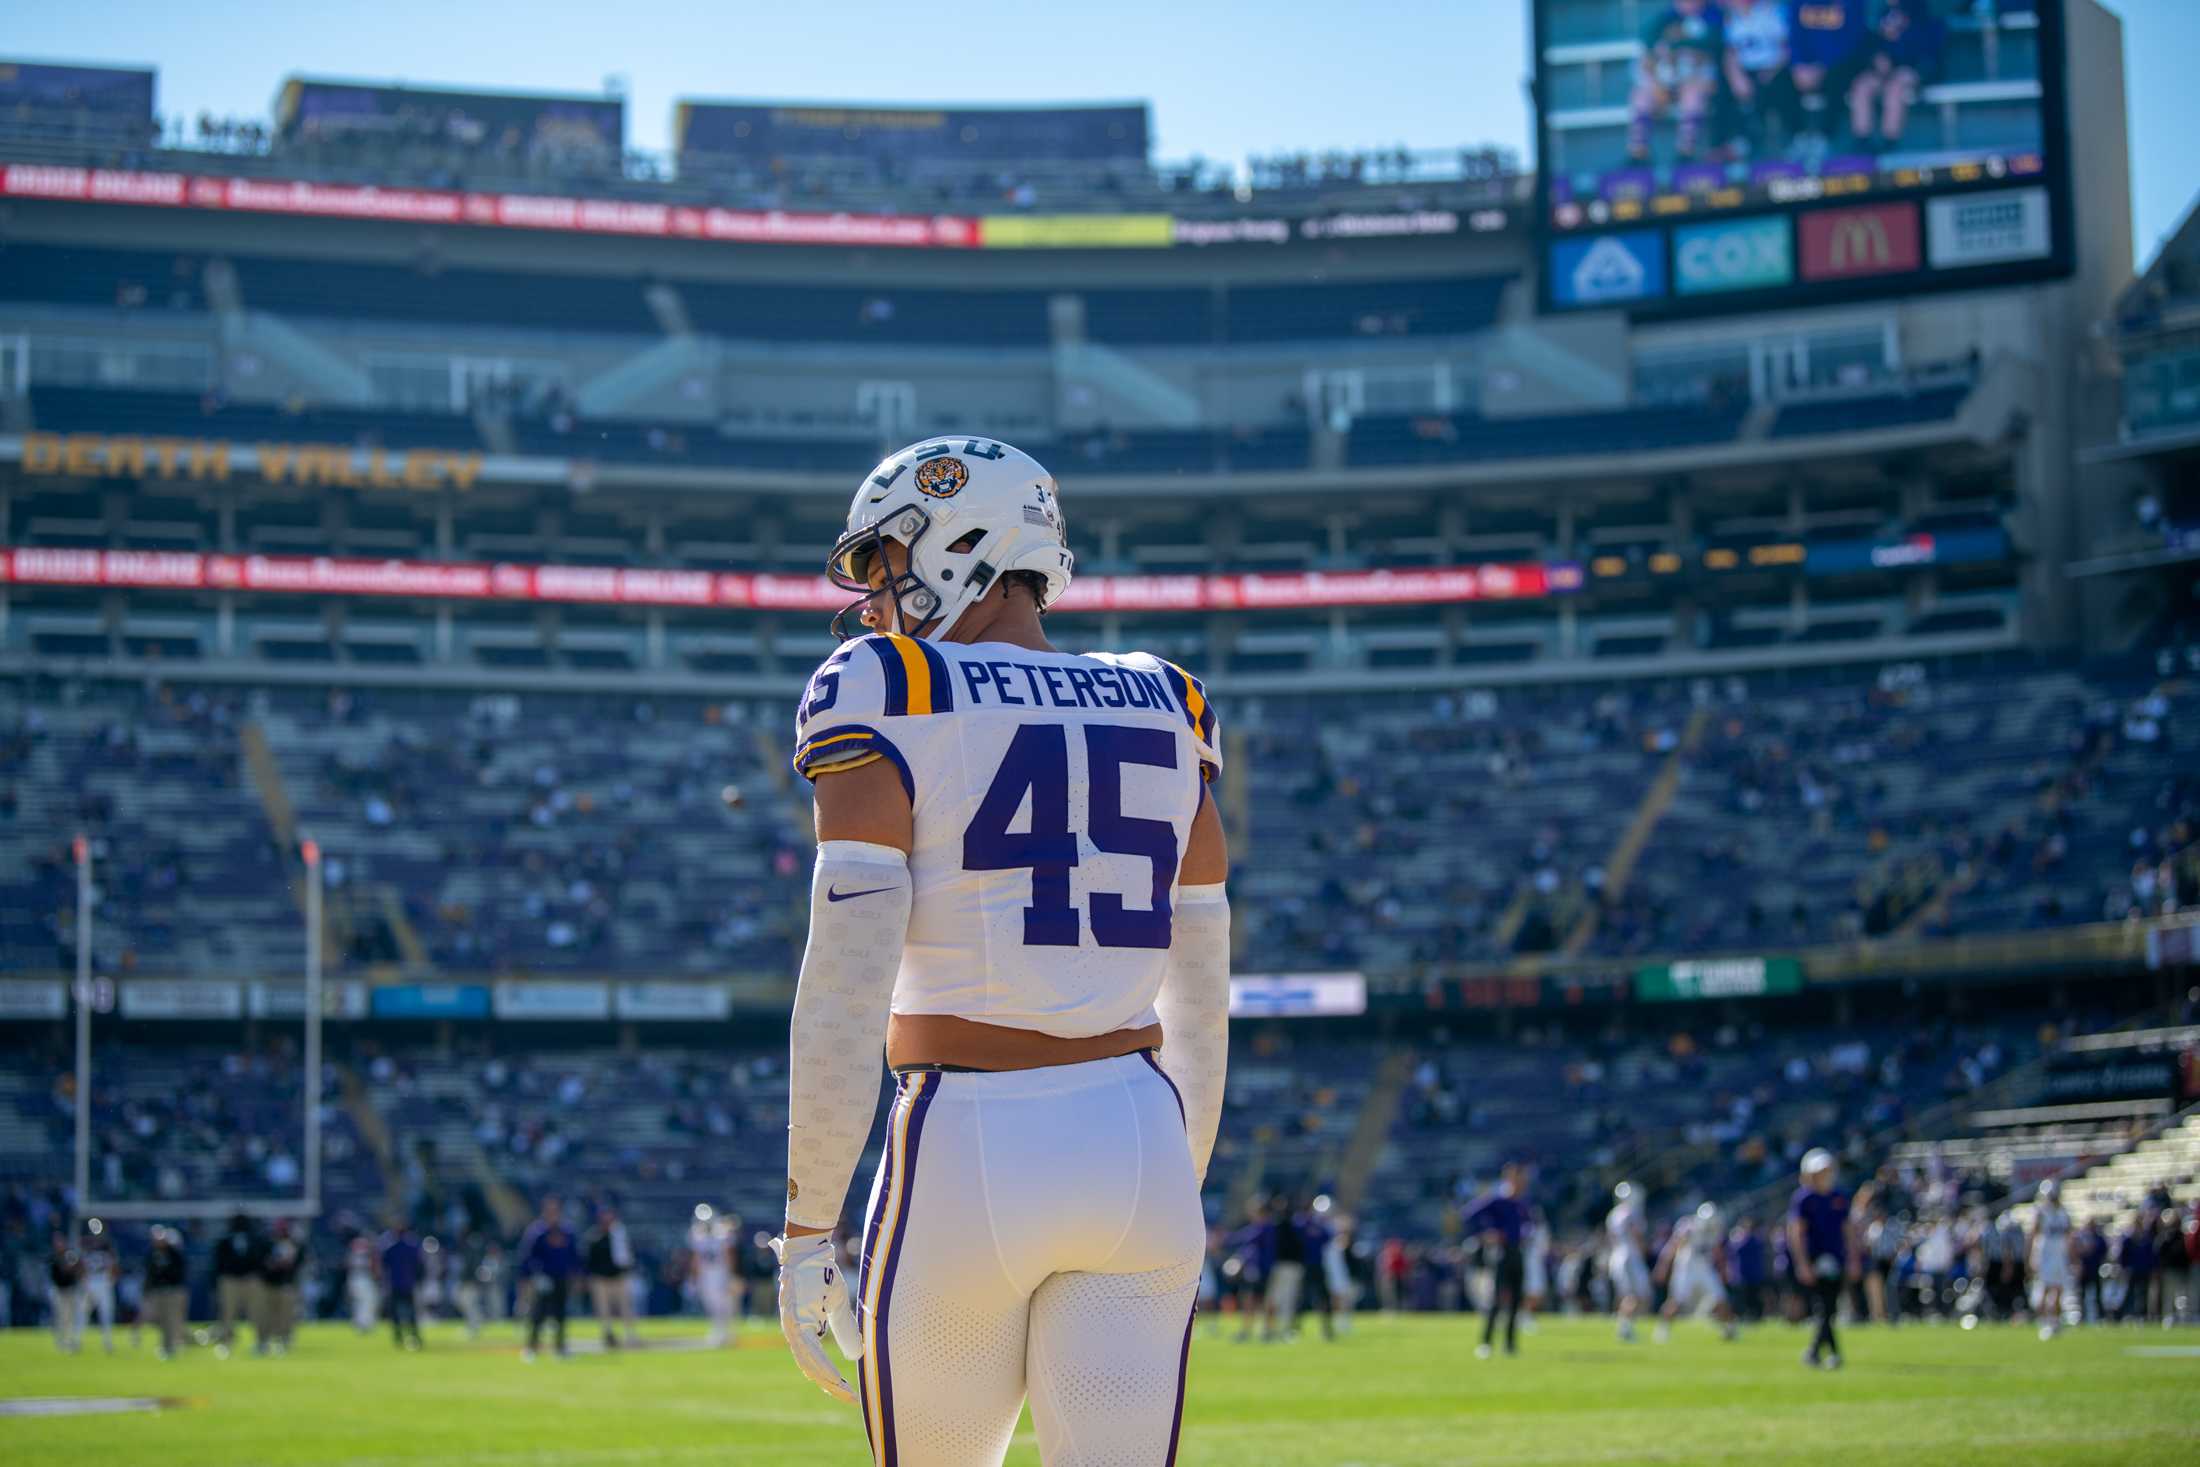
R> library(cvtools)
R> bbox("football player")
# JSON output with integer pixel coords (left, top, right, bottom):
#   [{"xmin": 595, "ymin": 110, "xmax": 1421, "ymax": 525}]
[
  {"xmin": 690, "ymin": 1204, "xmax": 738, "ymax": 1348},
  {"xmin": 1606, "ymin": 1181, "xmax": 1653, "ymax": 1342},
  {"xmin": 2030, "ymin": 1179, "xmax": 2074, "ymax": 1339},
  {"xmin": 1653, "ymin": 1202, "xmax": 1739, "ymax": 1342},
  {"xmin": 772, "ymin": 438, "xmax": 1230, "ymax": 1466}
]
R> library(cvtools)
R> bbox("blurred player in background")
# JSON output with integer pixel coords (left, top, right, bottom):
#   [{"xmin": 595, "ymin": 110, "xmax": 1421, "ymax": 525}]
[
  {"xmin": 584, "ymin": 1203, "xmax": 639, "ymax": 1350},
  {"xmin": 47, "ymin": 1231, "xmax": 86, "ymax": 1353},
  {"xmin": 1466, "ymin": 1163, "xmax": 1529, "ymax": 1359},
  {"xmin": 1319, "ymin": 1206, "xmax": 1358, "ymax": 1338},
  {"xmin": 1789, "ymin": 1149, "xmax": 1854, "ymax": 1369},
  {"xmin": 1628, "ymin": 0, "xmax": 1726, "ymax": 163},
  {"xmin": 519, "ymin": 1194, "xmax": 581, "ymax": 1362},
  {"xmin": 260, "ymin": 1220, "xmax": 304, "ymax": 1354},
  {"xmin": 689, "ymin": 1204, "xmax": 738, "ymax": 1348},
  {"xmin": 213, "ymin": 1213, "xmax": 265, "ymax": 1358},
  {"xmin": 379, "ymin": 1219, "xmax": 425, "ymax": 1351},
  {"xmin": 2030, "ymin": 1179, "xmax": 2074, "ymax": 1340},
  {"xmin": 773, "ymin": 437, "xmax": 1231, "ymax": 1465},
  {"xmin": 1521, "ymin": 1207, "xmax": 1550, "ymax": 1331},
  {"xmin": 80, "ymin": 1219, "xmax": 117, "ymax": 1354},
  {"xmin": 1607, "ymin": 1181, "xmax": 1652, "ymax": 1342},
  {"xmin": 453, "ymin": 1231, "xmax": 489, "ymax": 1339},
  {"xmin": 144, "ymin": 1225, "xmax": 189, "ymax": 1359},
  {"xmin": 345, "ymin": 1233, "xmax": 379, "ymax": 1333},
  {"xmin": 1654, "ymin": 1203, "xmax": 1739, "ymax": 1343}
]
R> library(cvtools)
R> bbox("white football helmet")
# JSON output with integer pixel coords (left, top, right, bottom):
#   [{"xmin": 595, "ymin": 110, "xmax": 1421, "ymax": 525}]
[{"xmin": 827, "ymin": 436, "xmax": 1072, "ymax": 641}]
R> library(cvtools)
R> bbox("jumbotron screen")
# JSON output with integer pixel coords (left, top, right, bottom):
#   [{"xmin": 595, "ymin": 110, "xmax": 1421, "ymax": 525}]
[{"xmin": 1532, "ymin": 0, "xmax": 2073, "ymax": 316}]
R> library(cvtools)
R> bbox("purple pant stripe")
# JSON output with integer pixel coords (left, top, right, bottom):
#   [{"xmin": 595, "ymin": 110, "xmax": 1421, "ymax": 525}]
[
  {"xmin": 1140, "ymin": 1049, "xmax": 1187, "ymax": 1131},
  {"xmin": 873, "ymin": 1073, "xmax": 938, "ymax": 1467},
  {"xmin": 1164, "ymin": 1301, "xmax": 1196, "ymax": 1464}
]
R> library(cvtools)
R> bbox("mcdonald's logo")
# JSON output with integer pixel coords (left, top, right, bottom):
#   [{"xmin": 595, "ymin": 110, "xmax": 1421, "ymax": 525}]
[{"xmin": 1799, "ymin": 203, "xmax": 1921, "ymax": 282}]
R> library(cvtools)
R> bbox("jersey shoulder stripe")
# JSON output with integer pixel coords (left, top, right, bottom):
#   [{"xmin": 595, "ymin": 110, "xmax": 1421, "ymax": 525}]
[{"xmin": 863, "ymin": 633, "xmax": 956, "ymax": 717}]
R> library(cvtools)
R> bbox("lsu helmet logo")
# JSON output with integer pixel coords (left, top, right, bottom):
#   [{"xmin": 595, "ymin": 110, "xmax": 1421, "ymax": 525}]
[{"xmin": 914, "ymin": 456, "xmax": 969, "ymax": 498}]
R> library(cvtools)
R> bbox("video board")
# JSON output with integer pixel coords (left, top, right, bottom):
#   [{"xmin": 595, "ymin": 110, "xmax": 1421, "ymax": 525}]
[{"xmin": 1532, "ymin": 1, "xmax": 2073, "ymax": 317}]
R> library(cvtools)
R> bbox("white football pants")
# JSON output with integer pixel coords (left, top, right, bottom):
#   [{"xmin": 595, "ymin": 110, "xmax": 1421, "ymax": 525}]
[{"xmin": 854, "ymin": 1053, "xmax": 1205, "ymax": 1467}]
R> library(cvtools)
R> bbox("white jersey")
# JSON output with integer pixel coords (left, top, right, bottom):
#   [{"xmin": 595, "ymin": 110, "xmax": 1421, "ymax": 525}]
[
  {"xmin": 795, "ymin": 634, "xmax": 1221, "ymax": 1038},
  {"xmin": 689, "ymin": 1223, "xmax": 733, "ymax": 1282},
  {"xmin": 2033, "ymin": 1203, "xmax": 2071, "ymax": 1256},
  {"xmin": 1725, "ymin": 0, "xmax": 1790, "ymax": 72},
  {"xmin": 1606, "ymin": 1201, "xmax": 1644, "ymax": 1257}
]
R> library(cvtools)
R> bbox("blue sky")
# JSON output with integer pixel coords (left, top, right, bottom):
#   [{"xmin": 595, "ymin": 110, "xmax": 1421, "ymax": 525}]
[{"xmin": 10, "ymin": 0, "xmax": 2195, "ymax": 267}]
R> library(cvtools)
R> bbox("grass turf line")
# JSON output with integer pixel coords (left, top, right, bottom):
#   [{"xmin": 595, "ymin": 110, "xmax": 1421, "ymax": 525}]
[{"xmin": 1, "ymin": 1314, "xmax": 2194, "ymax": 1465}]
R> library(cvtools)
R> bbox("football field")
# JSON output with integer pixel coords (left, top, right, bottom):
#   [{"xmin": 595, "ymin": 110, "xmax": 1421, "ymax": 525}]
[{"xmin": 2, "ymin": 1314, "xmax": 2193, "ymax": 1466}]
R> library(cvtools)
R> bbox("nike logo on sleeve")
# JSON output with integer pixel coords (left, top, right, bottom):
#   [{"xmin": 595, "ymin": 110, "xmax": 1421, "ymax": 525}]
[{"xmin": 826, "ymin": 885, "xmax": 895, "ymax": 903}]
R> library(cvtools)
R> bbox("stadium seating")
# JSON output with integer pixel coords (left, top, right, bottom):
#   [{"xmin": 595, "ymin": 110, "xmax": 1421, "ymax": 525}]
[
  {"xmin": 5, "ymin": 653, "xmax": 2187, "ymax": 984},
  {"xmin": 1346, "ymin": 404, "xmax": 1750, "ymax": 467}
]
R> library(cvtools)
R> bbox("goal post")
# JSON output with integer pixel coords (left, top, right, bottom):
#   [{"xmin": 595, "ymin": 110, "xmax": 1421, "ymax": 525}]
[{"xmin": 72, "ymin": 834, "xmax": 325, "ymax": 1225}]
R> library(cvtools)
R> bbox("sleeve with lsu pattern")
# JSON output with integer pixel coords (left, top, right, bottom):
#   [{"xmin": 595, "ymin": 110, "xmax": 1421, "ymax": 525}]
[
  {"xmin": 1153, "ymin": 881, "xmax": 1230, "ymax": 1185},
  {"xmin": 784, "ymin": 839, "xmax": 911, "ymax": 1231}
]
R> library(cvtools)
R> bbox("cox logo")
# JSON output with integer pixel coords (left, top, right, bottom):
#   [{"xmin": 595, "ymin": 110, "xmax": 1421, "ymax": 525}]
[{"xmin": 1674, "ymin": 218, "xmax": 1792, "ymax": 295}]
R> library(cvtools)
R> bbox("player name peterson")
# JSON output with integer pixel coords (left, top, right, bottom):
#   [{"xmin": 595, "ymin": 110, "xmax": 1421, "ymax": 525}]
[{"xmin": 955, "ymin": 659, "xmax": 1179, "ymax": 712}]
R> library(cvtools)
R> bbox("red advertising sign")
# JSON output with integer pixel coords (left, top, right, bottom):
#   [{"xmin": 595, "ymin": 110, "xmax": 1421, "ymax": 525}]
[
  {"xmin": 0, "ymin": 164, "xmax": 982, "ymax": 250},
  {"xmin": 0, "ymin": 547, "xmax": 1573, "ymax": 612},
  {"xmin": 1797, "ymin": 202, "xmax": 1921, "ymax": 282}
]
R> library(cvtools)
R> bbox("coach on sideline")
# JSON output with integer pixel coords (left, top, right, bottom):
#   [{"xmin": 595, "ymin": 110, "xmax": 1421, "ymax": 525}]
[{"xmin": 212, "ymin": 1213, "xmax": 266, "ymax": 1358}]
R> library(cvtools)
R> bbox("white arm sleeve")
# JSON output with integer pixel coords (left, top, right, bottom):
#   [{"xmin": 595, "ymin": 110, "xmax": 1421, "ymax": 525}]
[
  {"xmin": 1153, "ymin": 882, "xmax": 1230, "ymax": 1185},
  {"xmin": 784, "ymin": 839, "xmax": 910, "ymax": 1232}
]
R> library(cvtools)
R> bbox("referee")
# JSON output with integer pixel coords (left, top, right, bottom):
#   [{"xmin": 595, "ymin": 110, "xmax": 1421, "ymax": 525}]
[{"xmin": 1464, "ymin": 1162, "xmax": 1529, "ymax": 1359}]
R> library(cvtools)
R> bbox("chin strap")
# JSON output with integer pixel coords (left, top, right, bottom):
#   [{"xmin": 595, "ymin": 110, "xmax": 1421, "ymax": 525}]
[
  {"xmin": 1153, "ymin": 882, "xmax": 1230, "ymax": 1185},
  {"xmin": 785, "ymin": 840, "xmax": 911, "ymax": 1231}
]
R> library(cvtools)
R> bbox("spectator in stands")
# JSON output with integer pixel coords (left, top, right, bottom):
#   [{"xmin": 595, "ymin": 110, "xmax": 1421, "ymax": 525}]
[
  {"xmin": 1786, "ymin": 0, "xmax": 1869, "ymax": 152},
  {"xmin": 1847, "ymin": 0, "xmax": 1944, "ymax": 154},
  {"xmin": 1718, "ymin": 0, "xmax": 1800, "ymax": 158},
  {"xmin": 1629, "ymin": 0, "xmax": 1727, "ymax": 163}
]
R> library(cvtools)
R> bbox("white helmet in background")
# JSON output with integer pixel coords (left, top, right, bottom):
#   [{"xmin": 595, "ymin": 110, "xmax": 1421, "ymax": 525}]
[
  {"xmin": 2037, "ymin": 1179, "xmax": 2059, "ymax": 1202},
  {"xmin": 827, "ymin": 436, "xmax": 1072, "ymax": 641}
]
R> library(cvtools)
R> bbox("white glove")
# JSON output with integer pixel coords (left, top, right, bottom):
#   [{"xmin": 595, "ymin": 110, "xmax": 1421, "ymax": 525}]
[{"xmin": 771, "ymin": 1232, "xmax": 862, "ymax": 1405}]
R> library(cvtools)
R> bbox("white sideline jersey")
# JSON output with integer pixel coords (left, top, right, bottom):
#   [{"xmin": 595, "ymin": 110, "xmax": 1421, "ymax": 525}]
[
  {"xmin": 689, "ymin": 1223, "xmax": 733, "ymax": 1281},
  {"xmin": 794, "ymin": 634, "xmax": 1221, "ymax": 1039}
]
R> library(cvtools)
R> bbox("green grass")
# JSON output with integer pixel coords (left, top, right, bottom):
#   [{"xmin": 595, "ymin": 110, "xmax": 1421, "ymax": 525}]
[{"xmin": 1, "ymin": 1313, "xmax": 2194, "ymax": 1465}]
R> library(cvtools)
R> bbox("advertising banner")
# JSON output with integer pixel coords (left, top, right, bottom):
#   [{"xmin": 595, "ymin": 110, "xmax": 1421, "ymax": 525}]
[
  {"xmin": 248, "ymin": 980, "xmax": 370, "ymax": 1019},
  {"xmin": 1674, "ymin": 216, "xmax": 1794, "ymax": 296},
  {"xmin": 614, "ymin": 983, "xmax": 733, "ymax": 1021},
  {"xmin": 1228, "ymin": 974, "xmax": 1367, "ymax": 1018},
  {"xmin": 1548, "ymin": 231, "xmax": 1665, "ymax": 306},
  {"xmin": 0, "ymin": 981, "xmax": 68, "ymax": 1020},
  {"xmin": 370, "ymin": 984, "xmax": 491, "ymax": 1019},
  {"xmin": 1634, "ymin": 957, "xmax": 1802, "ymax": 1002},
  {"xmin": 1926, "ymin": 188, "xmax": 2052, "ymax": 269},
  {"xmin": 979, "ymin": 214, "xmax": 1173, "ymax": 249},
  {"xmin": 1798, "ymin": 203, "xmax": 1921, "ymax": 282},
  {"xmin": 0, "ymin": 165, "xmax": 981, "ymax": 250},
  {"xmin": 0, "ymin": 546, "xmax": 1578, "ymax": 614},
  {"xmin": 1806, "ymin": 527, "xmax": 2009, "ymax": 575},
  {"xmin": 120, "ymin": 980, "xmax": 245, "ymax": 1020},
  {"xmin": 492, "ymin": 980, "xmax": 611, "ymax": 1021}
]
